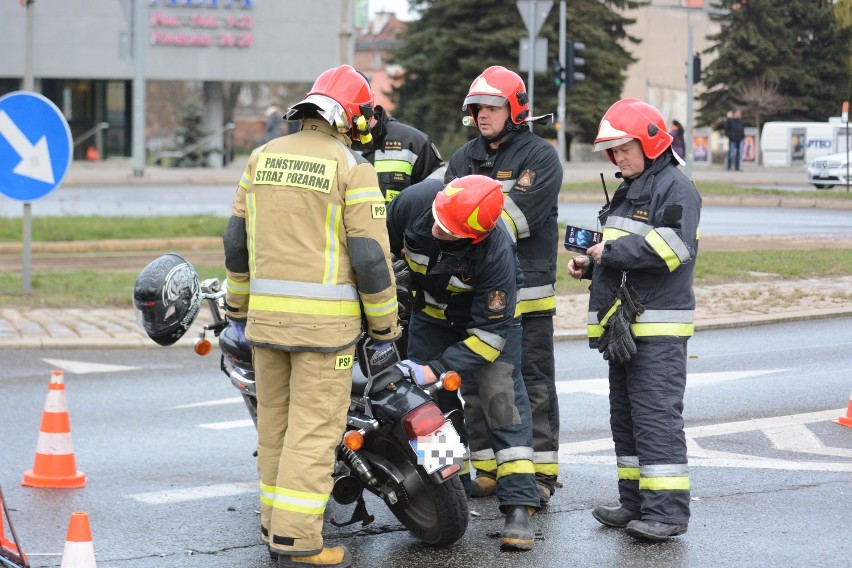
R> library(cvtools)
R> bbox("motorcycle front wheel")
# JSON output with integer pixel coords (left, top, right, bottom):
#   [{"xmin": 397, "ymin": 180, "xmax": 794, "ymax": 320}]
[{"xmin": 368, "ymin": 434, "xmax": 469, "ymax": 546}]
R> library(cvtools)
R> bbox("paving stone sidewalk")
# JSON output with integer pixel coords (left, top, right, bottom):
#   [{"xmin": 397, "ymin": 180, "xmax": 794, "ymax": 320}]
[{"xmin": 2, "ymin": 275, "xmax": 851, "ymax": 349}]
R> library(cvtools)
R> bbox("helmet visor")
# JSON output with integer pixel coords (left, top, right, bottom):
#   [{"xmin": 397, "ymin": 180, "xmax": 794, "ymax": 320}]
[
  {"xmin": 133, "ymin": 299, "xmax": 160, "ymax": 333},
  {"xmin": 463, "ymin": 94, "xmax": 508, "ymax": 111},
  {"xmin": 593, "ymin": 137, "xmax": 634, "ymax": 152},
  {"xmin": 285, "ymin": 94, "xmax": 349, "ymax": 132}
]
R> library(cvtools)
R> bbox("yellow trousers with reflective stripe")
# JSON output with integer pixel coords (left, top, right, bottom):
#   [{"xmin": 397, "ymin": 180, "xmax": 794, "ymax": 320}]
[{"xmin": 254, "ymin": 346, "xmax": 353, "ymax": 555}]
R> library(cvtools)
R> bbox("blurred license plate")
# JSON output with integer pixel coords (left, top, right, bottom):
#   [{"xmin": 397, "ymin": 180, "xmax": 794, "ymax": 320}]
[{"xmin": 410, "ymin": 422, "xmax": 462, "ymax": 474}]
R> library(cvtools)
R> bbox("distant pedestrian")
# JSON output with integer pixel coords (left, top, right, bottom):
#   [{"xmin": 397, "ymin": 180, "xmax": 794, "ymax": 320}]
[
  {"xmin": 724, "ymin": 109, "xmax": 745, "ymax": 170},
  {"xmin": 264, "ymin": 104, "xmax": 283, "ymax": 142},
  {"xmin": 669, "ymin": 120, "xmax": 686, "ymax": 159}
]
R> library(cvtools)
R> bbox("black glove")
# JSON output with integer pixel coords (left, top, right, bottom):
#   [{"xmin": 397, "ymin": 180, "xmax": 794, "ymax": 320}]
[
  {"xmin": 598, "ymin": 305, "xmax": 637, "ymax": 364},
  {"xmin": 597, "ymin": 282, "xmax": 644, "ymax": 365},
  {"xmin": 620, "ymin": 283, "xmax": 645, "ymax": 321},
  {"xmin": 391, "ymin": 256, "xmax": 411, "ymax": 290}
]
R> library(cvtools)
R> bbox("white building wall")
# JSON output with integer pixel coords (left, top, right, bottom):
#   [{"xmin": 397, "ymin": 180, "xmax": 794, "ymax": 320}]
[
  {"xmin": 621, "ymin": 0, "xmax": 720, "ymax": 126},
  {"xmin": 0, "ymin": 0, "xmax": 350, "ymax": 83}
]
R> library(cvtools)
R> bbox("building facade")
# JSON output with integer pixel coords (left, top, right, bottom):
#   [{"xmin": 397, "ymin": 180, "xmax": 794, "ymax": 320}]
[{"xmin": 0, "ymin": 0, "xmax": 355, "ymax": 161}]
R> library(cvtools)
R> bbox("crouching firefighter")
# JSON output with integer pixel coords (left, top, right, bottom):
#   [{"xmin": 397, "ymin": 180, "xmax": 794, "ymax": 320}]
[
  {"xmin": 567, "ymin": 98, "xmax": 702, "ymax": 541},
  {"xmin": 386, "ymin": 175, "xmax": 541, "ymax": 551}
]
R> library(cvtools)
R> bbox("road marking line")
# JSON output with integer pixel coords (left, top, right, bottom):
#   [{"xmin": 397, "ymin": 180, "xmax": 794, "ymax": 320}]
[
  {"xmin": 170, "ymin": 397, "xmax": 243, "ymax": 409},
  {"xmin": 764, "ymin": 424, "xmax": 852, "ymax": 458},
  {"xmin": 558, "ymin": 408, "xmax": 852, "ymax": 471},
  {"xmin": 555, "ymin": 369, "xmax": 788, "ymax": 395},
  {"xmin": 198, "ymin": 419, "xmax": 254, "ymax": 429},
  {"xmin": 41, "ymin": 357, "xmax": 140, "ymax": 374},
  {"xmin": 130, "ymin": 482, "xmax": 256, "ymax": 504}
]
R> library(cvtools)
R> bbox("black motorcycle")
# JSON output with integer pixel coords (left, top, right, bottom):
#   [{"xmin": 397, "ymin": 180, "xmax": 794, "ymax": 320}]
[{"xmin": 189, "ymin": 277, "xmax": 469, "ymax": 547}]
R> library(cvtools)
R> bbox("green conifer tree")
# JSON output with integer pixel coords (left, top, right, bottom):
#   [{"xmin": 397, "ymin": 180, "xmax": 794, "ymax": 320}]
[
  {"xmin": 390, "ymin": 0, "xmax": 641, "ymax": 155},
  {"xmin": 698, "ymin": 0, "xmax": 852, "ymax": 129}
]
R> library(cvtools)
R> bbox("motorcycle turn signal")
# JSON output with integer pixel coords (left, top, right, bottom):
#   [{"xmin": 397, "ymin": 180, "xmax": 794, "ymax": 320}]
[
  {"xmin": 343, "ymin": 430, "xmax": 365, "ymax": 451},
  {"xmin": 193, "ymin": 332, "xmax": 212, "ymax": 356},
  {"xmin": 439, "ymin": 371, "xmax": 461, "ymax": 392}
]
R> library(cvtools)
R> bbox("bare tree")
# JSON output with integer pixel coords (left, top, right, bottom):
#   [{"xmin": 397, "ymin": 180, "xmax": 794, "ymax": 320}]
[{"xmin": 733, "ymin": 79, "xmax": 784, "ymax": 166}]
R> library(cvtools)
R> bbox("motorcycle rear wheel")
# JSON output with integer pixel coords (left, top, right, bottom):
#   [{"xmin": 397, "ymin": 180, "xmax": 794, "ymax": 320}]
[{"xmin": 369, "ymin": 434, "xmax": 469, "ymax": 546}]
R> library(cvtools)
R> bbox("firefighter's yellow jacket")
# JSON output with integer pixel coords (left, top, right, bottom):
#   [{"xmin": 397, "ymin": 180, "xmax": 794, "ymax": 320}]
[{"xmin": 223, "ymin": 118, "xmax": 401, "ymax": 351}]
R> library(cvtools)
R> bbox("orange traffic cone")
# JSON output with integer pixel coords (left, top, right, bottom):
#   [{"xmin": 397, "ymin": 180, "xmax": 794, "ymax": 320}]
[
  {"xmin": 60, "ymin": 512, "xmax": 96, "ymax": 568},
  {"xmin": 833, "ymin": 389, "xmax": 852, "ymax": 428},
  {"xmin": 0, "ymin": 487, "xmax": 29, "ymax": 567},
  {"xmin": 21, "ymin": 370, "xmax": 87, "ymax": 489}
]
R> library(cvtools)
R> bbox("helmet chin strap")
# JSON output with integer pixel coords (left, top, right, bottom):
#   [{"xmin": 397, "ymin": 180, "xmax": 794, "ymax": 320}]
[
  {"xmin": 484, "ymin": 118, "xmax": 522, "ymax": 144},
  {"xmin": 436, "ymin": 237, "xmax": 470, "ymax": 254}
]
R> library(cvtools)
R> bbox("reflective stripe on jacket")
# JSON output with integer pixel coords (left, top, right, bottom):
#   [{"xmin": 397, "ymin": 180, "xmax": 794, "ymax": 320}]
[
  {"xmin": 223, "ymin": 119, "xmax": 400, "ymax": 351},
  {"xmin": 445, "ymin": 127, "xmax": 562, "ymax": 316},
  {"xmin": 353, "ymin": 111, "xmax": 443, "ymax": 202}
]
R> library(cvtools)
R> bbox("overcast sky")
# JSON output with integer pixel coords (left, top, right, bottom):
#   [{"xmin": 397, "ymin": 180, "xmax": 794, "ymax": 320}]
[{"xmin": 369, "ymin": 0, "xmax": 417, "ymax": 21}]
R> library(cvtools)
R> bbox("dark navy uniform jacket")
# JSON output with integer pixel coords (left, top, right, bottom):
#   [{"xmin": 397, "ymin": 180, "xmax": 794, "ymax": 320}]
[
  {"xmin": 386, "ymin": 178, "xmax": 523, "ymax": 378},
  {"xmin": 585, "ymin": 151, "xmax": 702, "ymax": 346},
  {"xmin": 445, "ymin": 127, "xmax": 561, "ymax": 316}
]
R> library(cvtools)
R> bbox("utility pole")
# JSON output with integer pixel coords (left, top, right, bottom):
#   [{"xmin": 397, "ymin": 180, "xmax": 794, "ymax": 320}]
[
  {"xmin": 526, "ymin": 1, "xmax": 536, "ymax": 131},
  {"xmin": 556, "ymin": 0, "xmax": 566, "ymax": 162},
  {"xmin": 22, "ymin": 0, "xmax": 35, "ymax": 293},
  {"xmin": 132, "ymin": 0, "xmax": 147, "ymax": 178},
  {"xmin": 685, "ymin": 25, "xmax": 694, "ymax": 180}
]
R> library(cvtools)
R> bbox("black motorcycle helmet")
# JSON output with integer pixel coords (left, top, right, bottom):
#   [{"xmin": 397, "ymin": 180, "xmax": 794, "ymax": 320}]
[{"xmin": 133, "ymin": 253, "xmax": 201, "ymax": 346}]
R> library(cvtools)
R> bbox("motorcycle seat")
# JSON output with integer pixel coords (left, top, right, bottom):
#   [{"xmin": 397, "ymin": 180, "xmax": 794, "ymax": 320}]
[{"xmin": 351, "ymin": 364, "xmax": 405, "ymax": 395}]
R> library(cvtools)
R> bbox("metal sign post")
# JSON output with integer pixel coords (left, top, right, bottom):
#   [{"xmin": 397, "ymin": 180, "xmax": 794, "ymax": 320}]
[
  {"xmin": 0, "ymin": 92, "xmax": 72, "ymax": 293},
  {"xmin": 517, "ymin": 0, "xmax": 553, "ymax": 129},
  {"xmin": 843, "ymin": 100, "xmax": 849, "ymax": 193},
  {"xmin": 685, "ymin": 25, "xmax": 694, "ymax": 179}
]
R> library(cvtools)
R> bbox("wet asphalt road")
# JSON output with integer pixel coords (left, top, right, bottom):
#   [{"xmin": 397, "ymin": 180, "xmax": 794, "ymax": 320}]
[{"xmin": 2, "ymin": 317, "xmax": 851, "ymax": 567}]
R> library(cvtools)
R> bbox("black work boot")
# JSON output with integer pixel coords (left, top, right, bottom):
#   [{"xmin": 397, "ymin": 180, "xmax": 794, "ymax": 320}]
[
  {"xmin": 591, "ymin": 505, "xmax": 641, "ymax": 528},
  {"xmin": 625, "ymin": 519, "xmax": 688, "ymax": 541},
  {"xmin": 500, "ymin": 506, "xmax": 535, "ymax": 551}
]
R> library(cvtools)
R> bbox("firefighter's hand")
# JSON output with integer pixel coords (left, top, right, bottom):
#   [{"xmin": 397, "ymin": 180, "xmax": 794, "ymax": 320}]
[
  {"xmin": 587, "ymin": 242, "xmax": 604, "ymax": 264},
  {"xmin": 567, "ymin": 255, "xmax": 592, "ymax": 279},
  {"xmin": 228, "ymin": 320, "xmax": 246, "ymax": 343},
  {"xmin": 398, "ymin": 359, "xmax": 438, "ymax": 385}
]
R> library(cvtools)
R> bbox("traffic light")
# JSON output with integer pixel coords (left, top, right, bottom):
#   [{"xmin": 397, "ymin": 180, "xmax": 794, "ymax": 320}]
[
  {"xmin": 566, "ymin": 41, "xmax": 586, "ymax": 88},
  {"xmin": 691, "ymin": 53, "xmax": 701, "ymax": 84},
  {"xmin": 551, "ymin": 59, "xmax": 566, "ymax": 88}
]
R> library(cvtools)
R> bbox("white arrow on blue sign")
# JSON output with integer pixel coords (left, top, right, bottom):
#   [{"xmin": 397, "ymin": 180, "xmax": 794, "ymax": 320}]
[{"xmin": 0, "ymin": 91, "xmax": 72, "ymax": 202}]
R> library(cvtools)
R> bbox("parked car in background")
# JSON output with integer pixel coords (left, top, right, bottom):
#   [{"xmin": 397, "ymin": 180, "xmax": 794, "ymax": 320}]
[{"xmin": 807, "ymin": 151, "xmax": 851, "ymax": 189}]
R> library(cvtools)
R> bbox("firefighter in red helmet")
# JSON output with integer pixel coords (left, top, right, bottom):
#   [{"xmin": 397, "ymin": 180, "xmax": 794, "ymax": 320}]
[
  {"xmin": 387, "ymin": 175, "xmax": 542, "ymax": 551},
  {"xmin": 224, "ymin": 64, "xmax": 400, "ymax": 567},
  {"xmin": 568, "ymin": 98, "xmax": 701, "ymax": 541},
  {"xmin": 446, "ymin": 65, "xmax": 563, "ymax": 505}
]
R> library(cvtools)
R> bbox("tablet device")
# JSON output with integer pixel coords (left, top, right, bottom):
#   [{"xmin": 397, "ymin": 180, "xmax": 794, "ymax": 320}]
[{"xmin": 563, "ymin": 225, "xmax": 602, "ymax": 252}]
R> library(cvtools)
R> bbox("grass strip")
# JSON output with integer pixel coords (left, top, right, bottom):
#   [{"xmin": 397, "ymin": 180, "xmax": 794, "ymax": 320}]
[{"xmin": 2, "ymin": 249, "xmax": 851, "ymax": 308}]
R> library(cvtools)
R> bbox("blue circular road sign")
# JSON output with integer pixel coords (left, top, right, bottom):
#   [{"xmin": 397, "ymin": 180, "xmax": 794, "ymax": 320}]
[{"xmin": 0, "ymin": 91, "xmax": 72, "ymax": 202}]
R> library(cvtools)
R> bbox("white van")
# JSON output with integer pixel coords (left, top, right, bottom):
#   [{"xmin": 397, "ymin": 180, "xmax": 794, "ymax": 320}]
[{"xmin": 760, "ymin": 120, "xmax": 849, "ymax": 166}]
